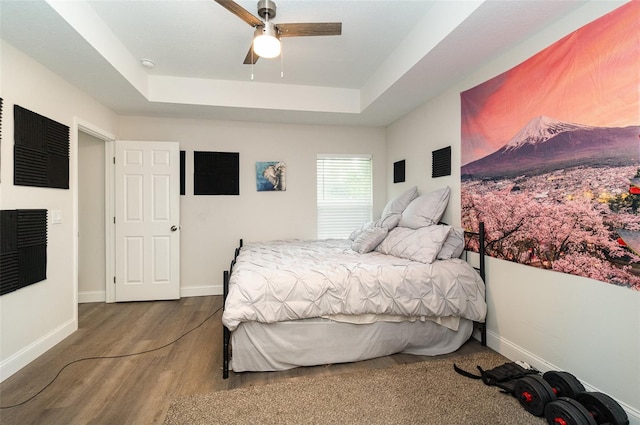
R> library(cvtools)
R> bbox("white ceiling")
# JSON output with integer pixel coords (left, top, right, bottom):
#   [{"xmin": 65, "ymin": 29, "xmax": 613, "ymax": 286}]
[{"xmin": 0, "ymin": 0, "xmax": 589, "ymax": 127}]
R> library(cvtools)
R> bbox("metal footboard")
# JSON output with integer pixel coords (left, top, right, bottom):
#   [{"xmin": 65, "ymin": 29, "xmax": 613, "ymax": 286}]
[{"xmin": 222, "ymin": 239, "xmax": 242, "ymax": 379}]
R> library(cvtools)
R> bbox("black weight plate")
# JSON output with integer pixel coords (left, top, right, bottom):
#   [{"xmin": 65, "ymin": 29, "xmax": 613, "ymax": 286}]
[
  {"xmin": 576, "ymin": 392, "xmax": 629, "ymax": 425},
  {"xmin": 514, "ymin": 375, "xmax": 556, "ymax": 416},
  {"xmin": 545, "ymin": 397, "xmax": 597, "ymax": 425},
  {"xmin": 543, "ymin": 371, "xmax": 585, "ymax": 398}
]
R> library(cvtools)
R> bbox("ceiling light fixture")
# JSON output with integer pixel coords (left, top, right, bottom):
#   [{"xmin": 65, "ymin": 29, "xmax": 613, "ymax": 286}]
[{"xmin": 253, "ymin": 21, "xmax": 280, "ymax": 59}]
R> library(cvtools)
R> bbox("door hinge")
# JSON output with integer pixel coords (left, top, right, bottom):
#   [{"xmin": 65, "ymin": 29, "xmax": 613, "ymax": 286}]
[
  {"xmin": 113, "ymin": 217, "xmax": 116, "ymax": 224},
  {"xmin": 113, "ymin": 157, "xmax": 116, "ymax": 165}
]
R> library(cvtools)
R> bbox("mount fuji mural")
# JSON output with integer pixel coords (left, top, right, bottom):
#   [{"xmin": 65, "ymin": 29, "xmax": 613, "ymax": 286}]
[
  {"xmin": 461, "ymin": 116, "xmax": 639, "ymax": 180},
  {"xmin": 460, "ymin": 1, "xmax": 640, "ymax": 290}
]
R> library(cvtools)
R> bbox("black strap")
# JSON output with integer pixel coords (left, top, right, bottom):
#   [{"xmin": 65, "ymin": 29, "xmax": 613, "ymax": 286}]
[{"xmin": 453, "ymin": 363, "xmax": 483, "ymax": 380}]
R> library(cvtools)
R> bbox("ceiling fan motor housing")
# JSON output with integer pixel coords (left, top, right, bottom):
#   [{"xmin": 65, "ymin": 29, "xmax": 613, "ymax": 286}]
[
  {"xmin": 254, "ymin": 21, "xmax": 279, "ymax": 39},
  {"xmin": 257, "ymin": 0, "xmax": 277, "ymax": 20}
]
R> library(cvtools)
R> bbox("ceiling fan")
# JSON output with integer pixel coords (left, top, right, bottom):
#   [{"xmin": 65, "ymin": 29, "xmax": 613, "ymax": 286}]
[{"xmin": 215, "ymin": 0, "xmax": 342, "ymax": 64}]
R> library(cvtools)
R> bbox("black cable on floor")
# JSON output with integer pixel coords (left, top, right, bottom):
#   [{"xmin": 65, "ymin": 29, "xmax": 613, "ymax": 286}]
[{"xmin": 0, "ymin": 305, "xmax": 223, "ymax": 409}]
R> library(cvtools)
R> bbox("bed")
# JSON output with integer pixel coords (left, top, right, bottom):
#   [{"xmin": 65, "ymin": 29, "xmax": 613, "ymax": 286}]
[{"xmin": 221, "ymin": 186, "xmax": 487, "ymax": 378}]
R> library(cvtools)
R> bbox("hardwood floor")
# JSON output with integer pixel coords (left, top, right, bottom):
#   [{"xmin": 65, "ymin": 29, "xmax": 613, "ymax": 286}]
[{"xmin": 0, "ymin": 296, "xmax": 489, "ymax": 425}]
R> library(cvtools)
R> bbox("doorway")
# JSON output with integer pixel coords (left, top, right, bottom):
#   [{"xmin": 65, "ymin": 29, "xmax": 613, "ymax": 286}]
[{"xmin": 78, "ymin": 131, "xmax": 106, "ymax": 302}]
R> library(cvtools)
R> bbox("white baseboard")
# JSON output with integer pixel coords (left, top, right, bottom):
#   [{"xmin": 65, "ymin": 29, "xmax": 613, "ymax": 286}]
[
  {"xmin": 83, "ymin": 286, "xmax": 223, "ymax": 301},
  {"xmin": 82, "ymin": 285, "xmax": 223, "ymax": 302},
  {"xmin": 78, "ymin": 290, "xmax": 106, "ymax": 303},
  {"xmin": 485, "ymin": 329, "xmax": 640, "ymax": 425},
  {"xmin": 0, "ymin": 318, "xmax": 77, "ymax": 383},
  {"xmin": 180, "ymin": 284, "xmax": 222, "ymax": 298}
]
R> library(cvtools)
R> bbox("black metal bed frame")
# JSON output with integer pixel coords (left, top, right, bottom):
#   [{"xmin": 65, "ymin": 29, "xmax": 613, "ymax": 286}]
[
  {"xmin": 465, "ymin": 221, "xmax": 487, "ymax": 347},
  {"xmin": 222, "ymin": 222, "xmax": 486, "ymax": 379}
]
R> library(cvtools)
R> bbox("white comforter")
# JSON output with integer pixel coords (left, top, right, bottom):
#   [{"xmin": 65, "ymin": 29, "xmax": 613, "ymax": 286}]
[{"xmin": 222, "ymin": 239, "xmax": 486, "ymax": 332}]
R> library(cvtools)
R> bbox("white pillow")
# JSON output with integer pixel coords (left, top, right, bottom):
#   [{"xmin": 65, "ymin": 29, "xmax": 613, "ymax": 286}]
[
  {"xmin": 380, "ymin": 186, "xmax": 418, "ymax": 224},
  {"xmin": 351, "ymin": 226, "xmax": 388, "ymax": 254},
  {"xmin": 398, "ymin": 187, "xmax": 450, "ymax": 229},
  {"xmin": 375, "ymin": 225, "xmax": 451, "ymax": 264},
  {"xmin": 437, "ymin": 227, "xmax": 465, "ymax": 260}
]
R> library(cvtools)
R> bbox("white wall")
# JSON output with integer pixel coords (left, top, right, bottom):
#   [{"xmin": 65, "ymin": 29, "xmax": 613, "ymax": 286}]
[
  {"xmin": 78, "ymin": 131, "xmax": 106, "ymax": 302},
  {"xmin": 0, "ymin": 40, "xmax": 117, "ymax": 381},
  {"xmin": 117, "ymin": 116, "xmax": 386, "ymax": 297},
  {"xmin": 385, "ymin": 2, "xmax": 639, "ymax": 423}
]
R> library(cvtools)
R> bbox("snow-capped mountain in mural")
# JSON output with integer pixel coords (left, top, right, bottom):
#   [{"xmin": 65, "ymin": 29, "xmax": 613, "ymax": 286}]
[
  {"xmin": 502, "ymin": 115, "xmax": 592, "ymax": 151},
  {"xmin": 461, "ymin": 116, "xmax": 639, "ymax": 179}
]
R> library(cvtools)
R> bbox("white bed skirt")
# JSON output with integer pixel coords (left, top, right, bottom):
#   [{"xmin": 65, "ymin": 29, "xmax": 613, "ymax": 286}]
[{"xmin": 230, "ymin": 317, "xmax": 474, "ymax": 372}]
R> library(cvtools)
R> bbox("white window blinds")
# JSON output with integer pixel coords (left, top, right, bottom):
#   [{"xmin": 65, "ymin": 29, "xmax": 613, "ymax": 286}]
[{"xmin": 317, "ymin": 155, "xmax": 372, "ymax": 239}]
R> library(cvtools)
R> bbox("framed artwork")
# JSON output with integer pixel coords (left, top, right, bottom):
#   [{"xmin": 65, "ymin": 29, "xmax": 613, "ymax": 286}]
[{"xmin": 256, "ymin": 161, "xmax": 286, "ymax": 191}]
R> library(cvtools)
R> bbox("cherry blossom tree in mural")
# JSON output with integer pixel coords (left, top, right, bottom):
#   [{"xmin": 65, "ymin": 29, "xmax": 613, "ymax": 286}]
[{"xmin": 462, "ymin": 179, "xmax": 640, "ymax": 289}]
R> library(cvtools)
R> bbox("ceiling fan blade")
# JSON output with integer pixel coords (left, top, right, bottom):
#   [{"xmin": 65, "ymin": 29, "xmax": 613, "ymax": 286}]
[
  {"xmin": 243, "ymin": 46, "xmax": 260, "ymax": 65},
  {"xmin": 277, "ymin": 22, "xmax": 342, "ymax": 37},
  {"xmin": 214, "ymin": 0, "xmax": 263, "ymax": 27}
]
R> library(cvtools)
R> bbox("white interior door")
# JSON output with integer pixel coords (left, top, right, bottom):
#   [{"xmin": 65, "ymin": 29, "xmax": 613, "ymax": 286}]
[{"xmin": 115, "ymin": 140, "xmax": 180, "ymax": 301}]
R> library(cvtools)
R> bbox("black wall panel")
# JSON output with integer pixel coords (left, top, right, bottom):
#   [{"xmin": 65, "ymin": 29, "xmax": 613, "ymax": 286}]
[
  {"xmin": 0, "ymin": 209, "xmax": 47, "ymax": 296},
  {"xmin": 393, "ymin": 160, "xmax": 406, "ymax": 183},
  {"xmin": 180, "ymin": 150, "xmax": 186, "ymax": 195},
  {"xmin": 432, "ymin": 146, "xmax": 451, "ymax": 178},
  {"xmin": 194, "ymin": 151, "xmax": 239, "ymax": 195},
  {"xmin": 14, "ymin": 105, "xmax": 69, "ymax": 189}
]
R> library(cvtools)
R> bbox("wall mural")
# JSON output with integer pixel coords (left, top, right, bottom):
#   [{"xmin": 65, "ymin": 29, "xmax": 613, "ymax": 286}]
[{"xmin": 460, "ymin": 2, "xmax": 640, "ymax": 290}]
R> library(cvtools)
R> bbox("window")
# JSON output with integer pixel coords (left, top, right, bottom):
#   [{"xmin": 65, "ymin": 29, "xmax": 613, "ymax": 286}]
[{"xmin": 317, "ymin": 154, "xmax": 372, "ymax": 239}]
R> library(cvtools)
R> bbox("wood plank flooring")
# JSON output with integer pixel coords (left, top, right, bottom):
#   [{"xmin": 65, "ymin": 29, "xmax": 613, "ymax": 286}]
[{"xmin": 0, "ymin": 296, "xmax": 489, "ymax": 425}]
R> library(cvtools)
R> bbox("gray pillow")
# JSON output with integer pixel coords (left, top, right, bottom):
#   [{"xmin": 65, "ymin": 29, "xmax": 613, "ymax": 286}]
[
  {"xmin": 437, "ymin": 227, "xmax": 465, "ymax": 259},
  {"xmin": 351, "ymin": 226, "xmax": 389, "ymax": 254},
  {"xmin": 380, "ymin": 186, "xmax": 418, "ymax": 225},
  {"xmin": 349, "ymin": 214, "xmax": 402, "ymax": 241},
  {"xmin": 398, "ymin": 186, "xmax": 450, "ymax": 229},
  {"xmin": 349, "ymin": 221, "xmax": 374, "ymax": 241},
  {"xmin": 375, "ymin": 225, "xmax": 451, "ymax": 264}
]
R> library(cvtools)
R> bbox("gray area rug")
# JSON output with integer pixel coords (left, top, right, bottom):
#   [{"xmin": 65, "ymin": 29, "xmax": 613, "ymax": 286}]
[{"xmin": 164, "ymin": 351, "xmax": 546, "ymax": 425}]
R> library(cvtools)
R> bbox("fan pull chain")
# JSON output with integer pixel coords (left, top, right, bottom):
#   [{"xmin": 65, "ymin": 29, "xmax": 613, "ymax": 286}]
[{"xmin": 280, "ymin": 42, "xmax": 284, "ymax": 79}]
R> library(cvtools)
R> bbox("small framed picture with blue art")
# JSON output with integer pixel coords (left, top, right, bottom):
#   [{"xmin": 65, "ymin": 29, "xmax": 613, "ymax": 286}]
[{"xmin": 256, "ymin": 161, "xmax": 286, "ymax": 191}]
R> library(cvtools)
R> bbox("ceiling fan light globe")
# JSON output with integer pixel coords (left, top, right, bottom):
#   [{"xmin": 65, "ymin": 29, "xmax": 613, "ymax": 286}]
[
  {"xmin": 253, "ymin": 22, "xmax": 281, "ymax": 59},
  {"xmin": 253, "ymin": 34, "xmax": 280, "ymax": 58}
]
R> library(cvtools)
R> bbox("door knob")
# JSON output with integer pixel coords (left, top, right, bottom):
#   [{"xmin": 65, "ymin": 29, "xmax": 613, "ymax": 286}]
[{"xmin": 171, "ymin": 225, "xmax": 178, "ymax": 232}]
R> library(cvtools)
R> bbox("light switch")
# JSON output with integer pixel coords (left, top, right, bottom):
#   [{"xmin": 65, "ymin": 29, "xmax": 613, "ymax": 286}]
[{"xmin": 51, "ymin": 209, "xmax": 62, "ymax": 224}]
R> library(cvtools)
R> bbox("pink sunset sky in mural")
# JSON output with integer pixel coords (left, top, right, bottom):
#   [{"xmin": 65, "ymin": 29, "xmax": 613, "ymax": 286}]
[{"xmin": 461, "ymin": 1, "xmax": 639, "ymax": 165}]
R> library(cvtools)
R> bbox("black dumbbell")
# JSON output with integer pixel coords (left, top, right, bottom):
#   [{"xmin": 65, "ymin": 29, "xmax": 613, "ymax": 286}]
[
  {"xmin": 543, "ymin": 371, "xmax": 586, "ymax": 398},
  {"xmin": 514, "ymin": 371, "xmax": 584, "ymax": 416},
  {"xmin": 544, "ymin": 392, "xmax": 629, "ymax": 425}
]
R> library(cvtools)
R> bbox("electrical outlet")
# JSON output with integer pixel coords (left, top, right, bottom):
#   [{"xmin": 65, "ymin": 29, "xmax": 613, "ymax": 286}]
[{"xmin": 51, "ymin": 209, "xmax": 62, "ymax": 224}]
